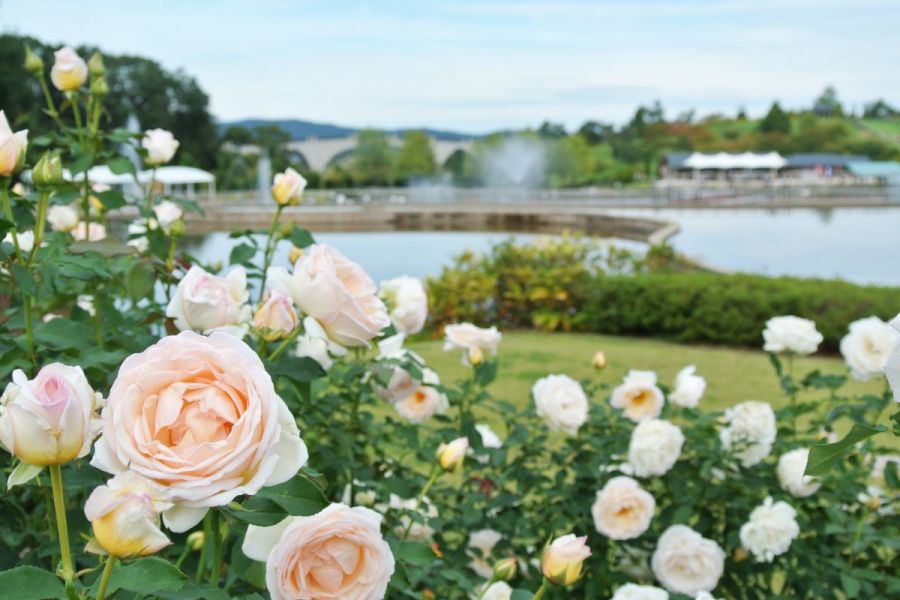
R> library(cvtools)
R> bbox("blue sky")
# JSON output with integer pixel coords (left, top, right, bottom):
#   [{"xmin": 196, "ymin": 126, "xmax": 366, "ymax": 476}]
[{"xmin": 2, "ymin": 0, "xmax": 898, "ymax": 133}]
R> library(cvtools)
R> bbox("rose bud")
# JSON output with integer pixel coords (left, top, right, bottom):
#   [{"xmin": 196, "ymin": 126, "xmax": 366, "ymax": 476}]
[
  {"xmin": 87, "ymin": 51, "xmax": 105, "ymax": 77},
  {"xmin": 50, "ymin": 46, "xmax": 88, "ymax": 92},
  {"xmin": 592, "ymin": 351, "xmax": 607, "ymax": 370},
  {"xmin": 0, "ymin": 110, "xmax": 28, "ymax": 177},
  {"xmin": 142, "ymin": 128, "xmax": 179, "ymax": 166},
  {"xmin": 0, "ymin": 364, "xmax": 102, "ymax": 467},
  {"xmin": 254, "ymin": 290, "xmax": 299, "ymax": 341},
  {"xmin": 493, "ymin": 557, "xmax": 518, "ymax": 581},
  {"xmin": 542, "ymin": 534, "xmax": 592, "ymax": 586},
  {"xmin": 271, "ymin": 167, "xmax": 307, "ymax": 206},
  {"xmin": 85, "ymin": 472, "xmax": 173, "ymax": 558},
  {"xmin": 437, "ymin": 437, "xmax": 469, "ymax": 473},
  {"xmin": 23, "ymin": 45, "xmax": 44, "ymax": 76},
  {"xmin": 287, "ymin": 245, "xmax": 304, "ymax": 265}
]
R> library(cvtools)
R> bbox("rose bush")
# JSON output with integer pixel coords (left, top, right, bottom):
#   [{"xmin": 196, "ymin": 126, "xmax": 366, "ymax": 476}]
[{"xmin": 0, "ymin": 42, "xmax": 897, "ymax": 600}]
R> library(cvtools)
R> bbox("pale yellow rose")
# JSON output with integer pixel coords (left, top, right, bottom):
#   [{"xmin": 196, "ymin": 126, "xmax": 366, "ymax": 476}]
[
  {"xmin": 0, "ymin": 110, "xmax": 28, "ymax": 176},
  {"xmin": 50, "ymin": 46, "xmax": 88, "ymax": 91},
  {"xmin": 254, "ymin": 290, "xmax": 299, "ymax": 341},
  {"xmin": 541, "ymin": 534, "xmax": 591, "ymax": 586},
  {"xmin": 271, "ymin": 167, "xmax": 307, "ymax": 206},
  {"xmin": 85, "ymin": 472, "xmax": 173, "ymax": 557},
  {"xmin": 437, "ymin": 436, "xmax": 469, "ymax": 472}
]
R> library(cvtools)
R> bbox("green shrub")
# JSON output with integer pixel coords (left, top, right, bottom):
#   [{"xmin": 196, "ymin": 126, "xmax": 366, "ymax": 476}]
[
  {"xmin": 584, "ymin": 272, "xmax": 900, "ymax": 351},
  {"xmin": 427, "ymin": 241, "xmax": 900, "ymax": 351}
]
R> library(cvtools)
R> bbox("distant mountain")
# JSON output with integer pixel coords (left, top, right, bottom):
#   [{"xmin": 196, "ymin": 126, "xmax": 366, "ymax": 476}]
[{"xmin": 218, "ymin": 118, "xmax": 477, "ymax": 141}]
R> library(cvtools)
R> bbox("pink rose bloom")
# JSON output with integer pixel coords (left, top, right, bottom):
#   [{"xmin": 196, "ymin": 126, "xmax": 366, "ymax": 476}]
[
  {"xmin": 0, "ymin": 363, "xmax": 102, "ymax": 468},
  {"xmin": 91, "ymin": 331, "xmax": 307, "ymax": 532},
  {"xmin": 242, "ymin": 503, "xmax": 395, "ymax": 600},
  {"xmin": 290, "ymin": 245, "xmax": 389, "ymax": 347},
  {"xmin": 166, "ymin": 265, "xmax": 252, "ymax": 338}
]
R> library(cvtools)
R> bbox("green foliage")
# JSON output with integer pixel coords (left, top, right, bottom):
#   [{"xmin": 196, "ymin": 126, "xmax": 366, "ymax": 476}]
[
  {"xmin": 395, "ymin": 130, "xmax": 437, "ymax": 184},
  {"xmin": 759, "ymin": 102, "xmax": 792, "ymax": 135}
]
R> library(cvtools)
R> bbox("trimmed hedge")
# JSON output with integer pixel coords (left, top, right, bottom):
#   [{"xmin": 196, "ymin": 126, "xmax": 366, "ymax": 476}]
[{"xmin": 582, "ymin": 272, "xmax": 900, "ymax": 352}]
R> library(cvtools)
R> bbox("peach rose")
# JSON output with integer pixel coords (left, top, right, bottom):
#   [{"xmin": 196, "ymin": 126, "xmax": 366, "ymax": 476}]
[
  {"xmin": 242, "ymin": 503, "xmax": 395, "ymax": 600},
  {"xmin": 290, "ymin": 245, "xmax": 389, "ymax": 347},
  {"xmin": 167, "ymin": 265, "xmax": 252, "ymax": 338},
  {"xmin": 84, "ymin": 472, "xmax": 173, "ymax": 558},
  {"xmin": 253, "ymin": 290, "xmax": 299, "ymax": 341},
  {"xmin": 610, "ymin": 370, "xmax": 665, "ymax": 422},
  {"xmin": 0, "ymin": 363, "xmax": 102, "ymax": 469},
  {"xmin": 0, "ymin": 110, "xmax": 28, "ymax": 177},
  {"xmin": 91, "ymin": 331, "xmax": 307, "ymax": 532}
]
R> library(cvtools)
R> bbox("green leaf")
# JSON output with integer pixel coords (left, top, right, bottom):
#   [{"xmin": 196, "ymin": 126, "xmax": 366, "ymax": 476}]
[
  {"xmin": 511, "ymin": 590, "xmax": 534, "ymax": 600},
  {"xmin": 35, "ymin": 318, "xmax": 92, "ymax": 350},
  {"xmin": 841, "ymin": 573, "xmax": 861, "ymax": 598},
  {"xmin": 289, "ymin": 227, "xmax": 315, "ymax": 249},
  {"xmin": 95, "ymin": 189, "xmax": 127, "ymax": 210},
  {"xmin": 0, "ymin": 565, "xmax": 65, "ymax": 599},
  {"xmin": 107, "ymin": 156, "xmax": 137, "ymax": 176},
  {"xmin": 90, "ymin": 557, "xmax": 186, "ymax": 596},
  {"xmin": 127, "ymin": 260, "xmax": 157, "ymax": 301},
  {"xmin": 156, "ymin": 583, "xmax": 231, "ymax": 600},
  {"xmin": 805, "ymin": 422, "xmax": 885, "ymax": 476},
  {"xmin": 229, "ymin": 243, "xmax": 257, "ymax": 266},
  {"xmin": 269, "ymin": 356, "xmax": 326, "ymax": 383},
  {"xmin": 392, "ymin": 540, "xmax": 435, "ymax": 567},
  {"xmin": 10, "ymin": 264, "xmax": 36, "ymax": 296},
  {"xmin": 253, "ymin": 473, "xmax": 328, "ymax": 516},
  {"xmin": 68, "ymin": 240, "xmax": 135, "ymax": 257}
]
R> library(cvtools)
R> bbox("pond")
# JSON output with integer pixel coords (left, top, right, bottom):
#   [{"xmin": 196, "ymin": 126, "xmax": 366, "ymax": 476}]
[{"xmin": 182, "ymin": 206, "xmax": 900, "ymax": 287}]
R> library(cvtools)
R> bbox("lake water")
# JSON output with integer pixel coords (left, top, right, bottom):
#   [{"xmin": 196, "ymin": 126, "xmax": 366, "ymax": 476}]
[{"xmin": 183, "ymin": 206, "xmax": 900, "ymax": 287}]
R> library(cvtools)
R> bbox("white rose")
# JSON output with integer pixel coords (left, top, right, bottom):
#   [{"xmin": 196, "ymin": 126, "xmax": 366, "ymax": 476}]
[
  {"xmin": 50, "ymin": 46, "xmax": 88, "ymax": 91},
  {"xmin": 611, "ymin": 583, "xmax": 669, "ymax": 600},
  {"xmin": 0, "ymin": 364, "xmax": 102, "ymax": 473},
  {"xmin": 291, "ymin": 244, "xmax": 389, "ymax": 347},
  {"xmin": 476, "ymin": 423, "xmax": 502, "ymax": 449},
  {"xmin": 295, "ymin": 317, "xmax": 347, "ymax": 371},
  {"xmin": 467, "ymin": 528, "xmax": 502, "ymax": 579},
  {"xmin": 0, "ymin": 110, "xmax": 28, "ymax": 177},
  {"xmin": 763, "ymin": 315, "xmax": 823, "ymax": 355},
  {"xmin": 242, "ymin": 503, "xmax": 394, "ymax": 600},
  {"xmin": 394, "ymin": 368, "xmax": 448, "ymax": 424},
  {"xmin": 669, "ymin": 365, "xmax": 706, "ymax": 408},
  {"xmin": 152, "ymin": 200, "xmax": 183, "ymax": 234},
  {"xmin": 477, "ymin": 581, "xmax": 513, "ymax": 600},
  {"xmin": 694, "ymin": 593, "xmax": 722, "ymax": 600},
  {"xmin": 443, "ymin": 322, "xmax": 502, "ymax": 365},
  {"xmin": 166, "ymin": 265, "xmax": 252, "ymax": 338},
  {"xmin": 142, "ymin": 128, "xmax": 179, "ymax": 166},
  {"xmin": 271, "ymin": 167, "xmax": 307, "ymax": 206},
  {"xmin": 380, "ymin": 494, "xmax": 438, "ymax": 541},
  {"xmin": 739, "ymin": 496, "xmax": 800, "ymax": 562},
  {"xmin": 533, "ymin": 374, "xmax": 589, "ymax": 435},
  {"xmin": 628, "ymin": 419, "xmax": 684, "ymax": 478},
  {"xmin": 264, "ymin": 266, "xmax": 294, "ymax": 297},
  {"xmin": 719, "ymin": 401, "xmax": 776, "ymax": 467},
  {"xmin": 71, "ymin": 221, "xmax": 107, "ymax": 241},
  {"xmin": 777, "ymin": 448, "xmax": 821, "ymax": 498},
  {"xmin": 592, "ymin": 476, "xmax": 655, "ymax": 540},
  {"xmin": 77, "ymin": 295, "xmax": 95, "ymax": 316},
  {"xmin": 840, "ymin": 316, "xmax": 899, "ymax": 381},
  {"xmin": 3, "ymin": 230, "xmax": 34, "ymax": 253},
  {"xmin": 651, "ymin": 525, "xmax": 724, "ymax": 596},
  {"xmin": 887, "ymin": 314, "xmax": 900, "ymax": 401},
  {"xmin": 47, "ymin": 205, "xmax": 79, "ymax": 232},
  {"xmin": 611, "ymin": 370, "xmax": 665, "ymax": 422},
  {"xmin": 380, "ymin": 275, "xmax": 428, "ymax": 335}
]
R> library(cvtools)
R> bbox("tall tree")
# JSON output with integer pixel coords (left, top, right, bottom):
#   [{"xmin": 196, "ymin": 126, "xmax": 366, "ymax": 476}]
[
  {"xmin": 351, "ymin": 130, "xmax": 394, "ymax": 186},
  {"xmin": 758, "ymin": 102, "xmax": 791, "ymax": 135},
  {"xmin": 394, "ymin": 130, "xmax": 436, "ymax": 183}
]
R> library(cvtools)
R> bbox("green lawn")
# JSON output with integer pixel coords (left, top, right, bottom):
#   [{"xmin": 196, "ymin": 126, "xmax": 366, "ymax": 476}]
[{"xmin": 409, "ymin": 330, "xmax": 888, "ymax": 415}]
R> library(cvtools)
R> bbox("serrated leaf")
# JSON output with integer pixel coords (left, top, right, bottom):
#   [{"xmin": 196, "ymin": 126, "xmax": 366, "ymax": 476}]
[
  {"xmin": 0, "ymin": 565, "xmax": 65, "ymax": 599},
  {"xmin": 805, "ymin": 422, "xmax": 885, "ymax": 476}
]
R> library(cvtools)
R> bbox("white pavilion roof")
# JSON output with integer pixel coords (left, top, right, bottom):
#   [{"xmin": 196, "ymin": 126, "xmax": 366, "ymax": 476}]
[{"xmin": 683, "ymin": 151, "xmax": 787, "ymax": 170}]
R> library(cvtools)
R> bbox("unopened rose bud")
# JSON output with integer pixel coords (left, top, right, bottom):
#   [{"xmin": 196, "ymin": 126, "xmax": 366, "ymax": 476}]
[
  {"xmin": 187, "ymin": 531, "xmax": 205, "ymax": 551},
  {"xmin": 733, "ymin": 547, "xmax": 748, "ymax": 562},
  {"xmin": 541, "ymin": 534, "xmax": 591, "ymax": 586},
  {"xmin": 23, "ymin": 45, "xmax": 44, "ymax": 76},
  {"xmin": 31, "ymin": 152, "xmax": 64, "ymax": 187},
  {"xmin": 592, "ymin": 351, "xmax": 607, "ymax": 370},
  {"xmin": 271, "ymin": 167, "xmax": 307, "ymax": 206},
  {"xmin": 0, "ymin": 110, "xmax": 28, "ymax": 177},
  {"xmin": 85, "ymin": 472, "xmax": 172, "ymax": 558},
  {"xmin": 468, "ymin": 345, "xmax": 484, "ymax": 366},
  {"xmin": 493, "ymin": 557, "xmax": 517, "ymax": 581},
  {"xmin": 87, "ymin": 51, "xmax": 105, "ymax": 77},
  {"xmin": 0, "ymin": 363, "xmax": 102, "ymax": 466},
  {"xmin": 866, "ymin": 495, "xmax": 881, "ymax": 511},
  {"xmin": 11, "ymin": 182, "xmax": 25, "ymax": 196},
  {"xmin": 421, "ymin": 590, "xmax": 436, "ymax": 600},
  {"xmin": 50, "ymin": 46, "xmax": 88, "ymax": 92},
  {"xmin": 253, "ymin": 290, "xmax": 299, "ymax": 341},
  {"xmin": 436, "ymin": 437, "xmax": 468, "ymax": 472},
  {"xmin": 90, "ymin": 75, "xmax": 109, "ymax": 98},
  {"xmin": 288, "ymin": 245, "xmax": 304, "ymax": 265},
  {"xmin": 168, "ymin": 218, "xmax": 186, "ymax": 239}
]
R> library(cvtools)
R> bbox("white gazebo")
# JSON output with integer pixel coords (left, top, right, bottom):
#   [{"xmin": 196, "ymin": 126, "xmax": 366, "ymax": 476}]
[
  {"xmin": 139, "ymin": 166, "xmax": 216, "ymax": 201},
  {"xmin": 683, "ymin": 152, "xmax": 786, "ymax": 179}
]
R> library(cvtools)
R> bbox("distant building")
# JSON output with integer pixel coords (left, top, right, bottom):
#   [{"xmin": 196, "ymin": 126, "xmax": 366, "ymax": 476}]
[
  {"xmin": 660, "ymin": 151, "xmax": 786, "ymax": 180},
  {"xmin": 782, "ymin": 153, "xmax": 869, "ymax": 178}
]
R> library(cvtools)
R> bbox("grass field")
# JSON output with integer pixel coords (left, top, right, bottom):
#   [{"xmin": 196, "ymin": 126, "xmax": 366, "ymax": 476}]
[{"xmin": 408, "ymin": 331, "xmax": 894, "ymax": 440}]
